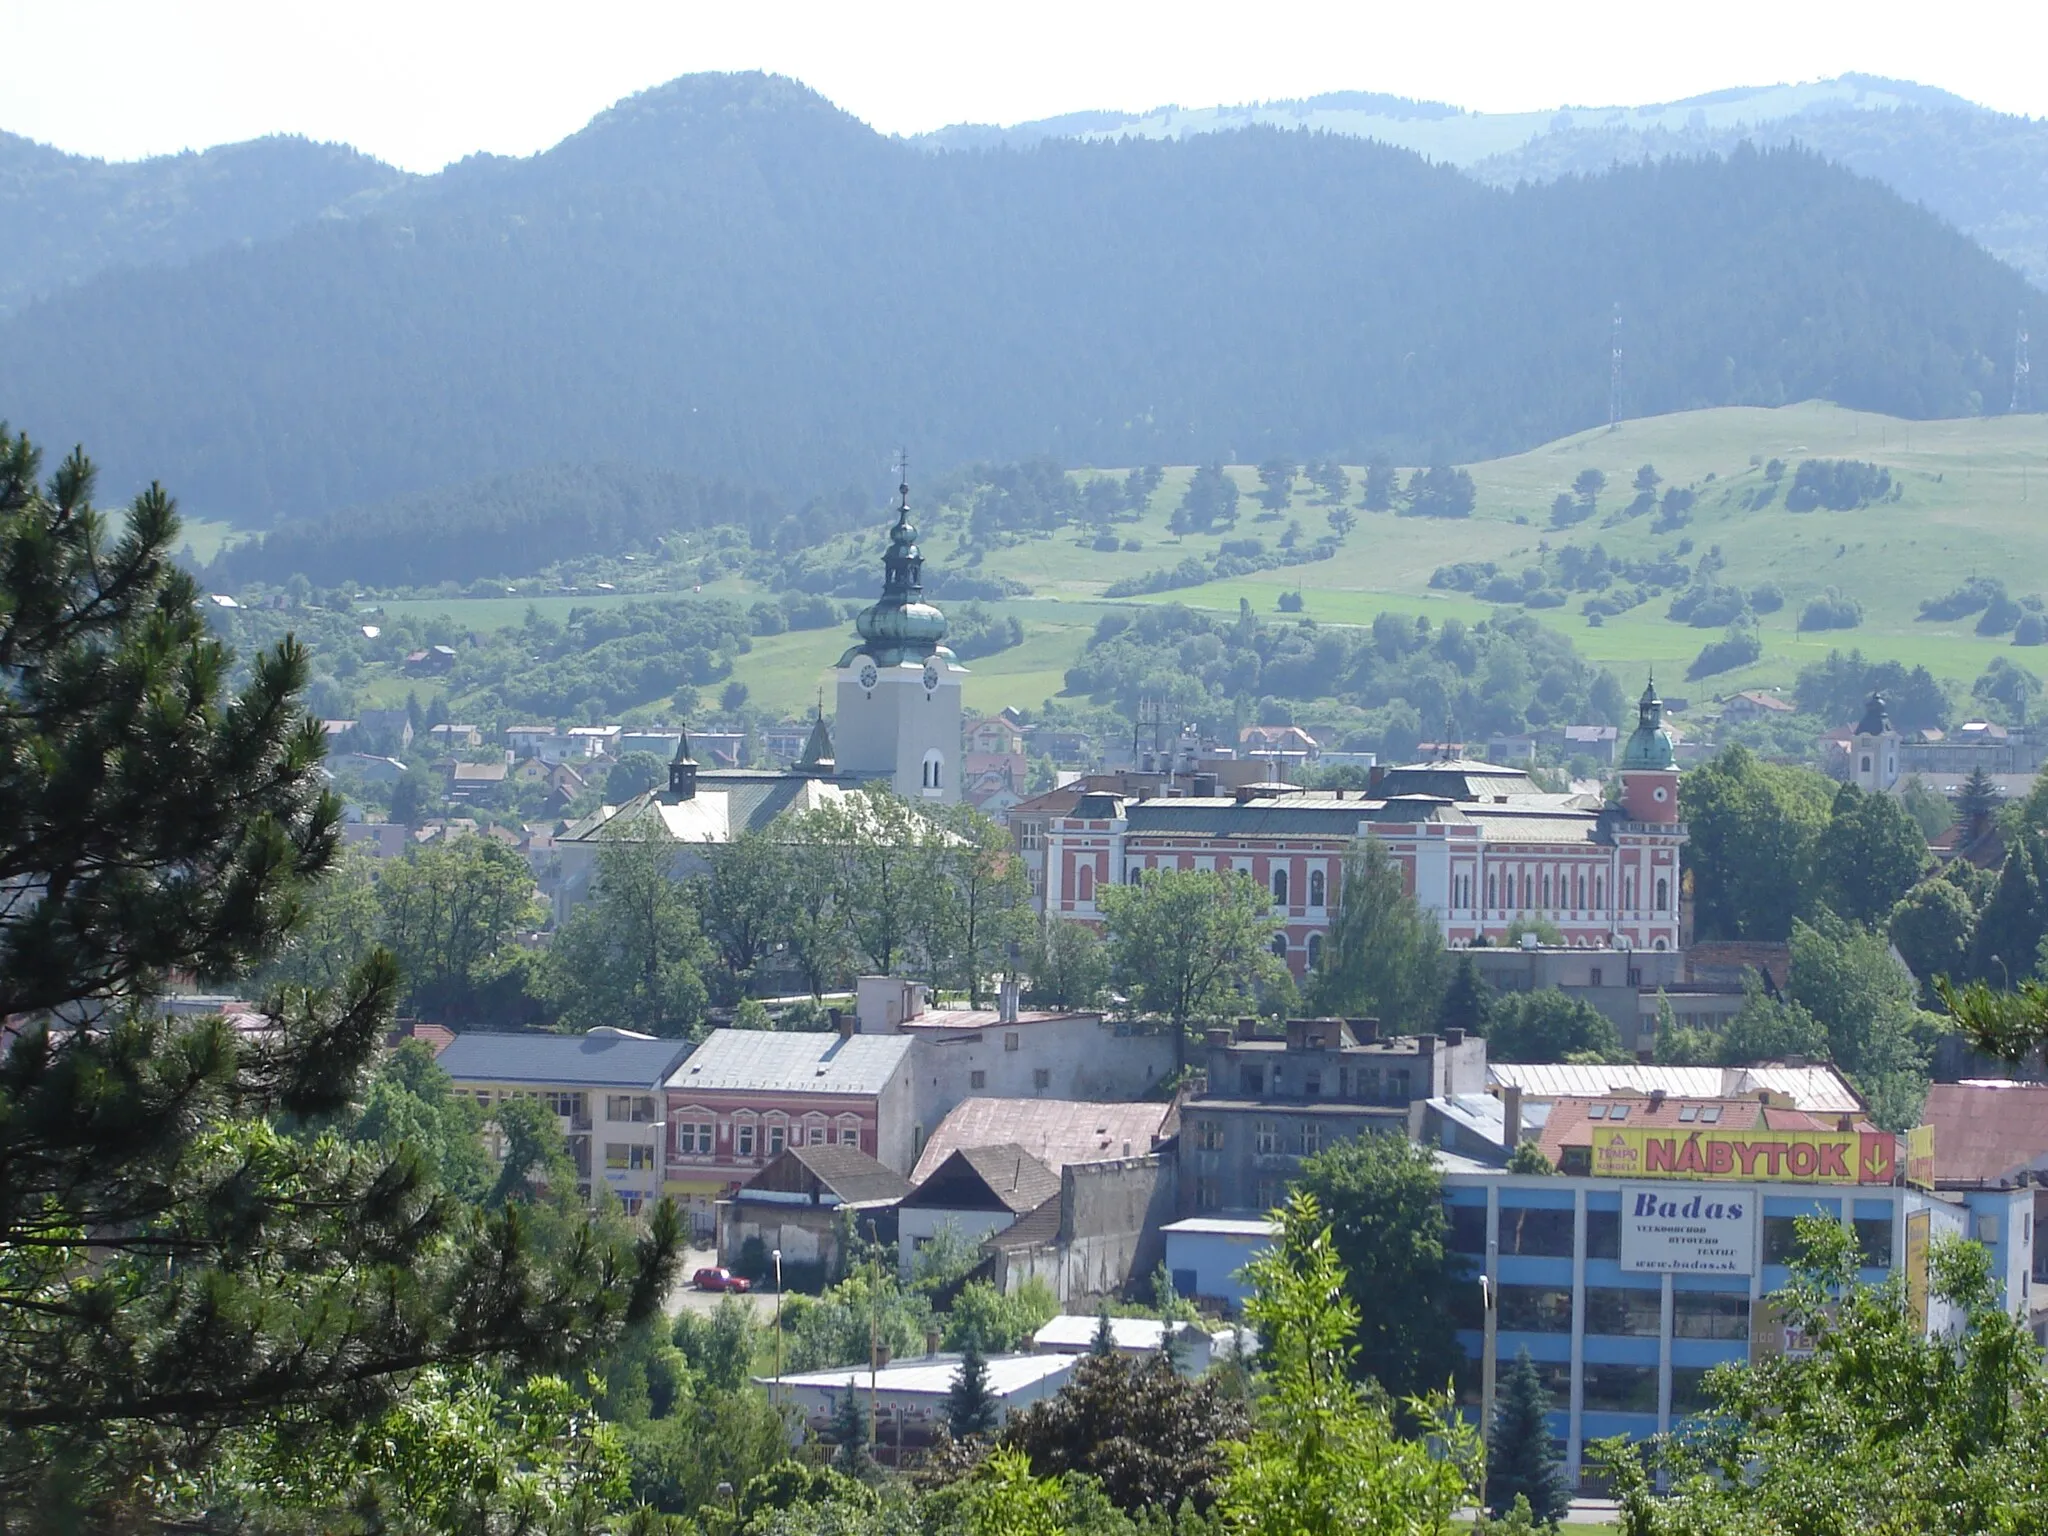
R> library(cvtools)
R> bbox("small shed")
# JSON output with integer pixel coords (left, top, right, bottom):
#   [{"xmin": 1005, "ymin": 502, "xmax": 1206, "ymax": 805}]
[{"xmin": 716, "ymin": 1142, "xmax": 909, "ymax": 1281}]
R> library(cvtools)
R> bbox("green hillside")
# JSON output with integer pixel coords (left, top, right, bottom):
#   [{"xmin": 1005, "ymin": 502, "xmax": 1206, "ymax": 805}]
[{"xmin": 351, "ymin": 402, "xmax": 2048, "ymax": 731}]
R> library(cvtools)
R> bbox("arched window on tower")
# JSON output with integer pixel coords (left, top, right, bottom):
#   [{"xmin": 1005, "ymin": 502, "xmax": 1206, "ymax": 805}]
[
  {"xmin": 1076, "ymin": 863, "xmax": 1094, "ymax": 903},
  {"xmin": 1309, "ymin": 868, "xmax": 1326, "ymax": 908},
  {"xmin": 921, "ymin": 749, "xmax": 944, "ymax": 790},
  {"xmin": 1488, "ymin": 873, "xmax": 1498, "ymax": 909},
  {"xmin": 1307, "ymin": 933, "xmax": 1324, "ymax": 970},
  {"xmin": 1655, "ymin": 877, "xmax": 1669, "ymax": 911},
  {"xmin": 1270, "ymin": 933, "xmax": 1289, "ymax": 959},
  {"xmin": 1272, "ymin": 868, "xmax": 1290, "ymax": 907}
]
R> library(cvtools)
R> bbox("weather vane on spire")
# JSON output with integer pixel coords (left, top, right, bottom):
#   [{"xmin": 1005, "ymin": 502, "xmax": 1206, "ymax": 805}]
[{"xmin": 894, "ymin": 446, "xmax": 910, "ymax": 512}]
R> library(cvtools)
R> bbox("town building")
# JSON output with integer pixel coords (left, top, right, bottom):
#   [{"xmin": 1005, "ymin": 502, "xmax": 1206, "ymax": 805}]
[
  {"xmin": 427, "ymin": 723, "xmax": 483, "ymax": 750},
  {"xmin": 714, "ymin": 1141, "xmax": 911, "ymax": 1282},
  {"xmin": 901, "ymin": 1095, "xmax": 1180, "ymax": 1298},
  {"xmin": 1030, "ymin": 1314, "xmax": 1224, "ymax": 1374},
  {"xmin": 1039, "ymin": 681, "xmax": 1686, "ymax": 970},
  {"xmin": 1920, "ymin": 1080, "xmax": 2048, "ymax": 1336},
  {"xmin": 435, "ymin": 1028, "xmax": 692, "ymax": 1214},
  {"xmin": 661, "ymin": 1023, "xmax": 919, "ymax": 1238},
  {"xmin": 1721, "ymin": 690, "xmax": 1796, "ymax": 723},
  {"xmin": 766, "ymin": 1352, "xmax": 1077, "ymax": 1463},
  {"xmin": 833, "ymin": 476, "xmax": 966, "ymax": 803},
  {"xmin": 1179, "ymin": 1017, "xmax": 1488, "ymax": 1215},
  {"xmin": 853, "ymin": 976, "xmax": 1177, "ymax": 1128},
  {"xmin": 446, "ymin": 760, "xmax": 509, "ymax": 800},
  {"xmin": 1160, "ymin": 1216, "xmax": 1284, "ymax": 1310}
]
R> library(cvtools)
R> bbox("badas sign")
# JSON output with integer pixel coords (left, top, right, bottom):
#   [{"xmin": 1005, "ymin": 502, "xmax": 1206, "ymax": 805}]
[{"xmin": 1621, "ymin": 1185, "xmax": 1756, "ymax": 1275}]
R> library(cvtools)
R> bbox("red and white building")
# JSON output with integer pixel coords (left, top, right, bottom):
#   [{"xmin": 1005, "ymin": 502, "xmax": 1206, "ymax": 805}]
[{"xmin": 1039, "ymin": 684, "xmax": 1685, "ymax": 972}]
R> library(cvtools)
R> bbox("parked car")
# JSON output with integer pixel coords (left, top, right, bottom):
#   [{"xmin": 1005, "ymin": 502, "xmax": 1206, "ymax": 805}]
[{"xmin": 692, "ymin": 1266, "xmax": 751, "ymax": 1294}]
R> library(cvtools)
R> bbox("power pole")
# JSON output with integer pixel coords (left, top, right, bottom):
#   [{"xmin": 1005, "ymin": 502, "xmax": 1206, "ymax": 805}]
[
  {"xmin": 1608, "ymin": 303, "xmax": 1623, "ymax": 431},
  {"xmin": 2014, "ymin": 312, "xmax": 2033, "ymax": 415}
]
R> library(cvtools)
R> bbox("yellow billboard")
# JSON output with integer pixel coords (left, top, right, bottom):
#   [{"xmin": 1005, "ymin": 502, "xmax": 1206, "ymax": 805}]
[
  {"xmin": 1590, "ymin": 1126, "xmax": 1897, "ymax": 1185},
  {"xmin": 1905, "ymin": 1125, "xmax": 1935, "ymax": 1191},
  {"xmin": 1905, "ymin": 1210, "xmax": 1931, "ymax": 1329}
]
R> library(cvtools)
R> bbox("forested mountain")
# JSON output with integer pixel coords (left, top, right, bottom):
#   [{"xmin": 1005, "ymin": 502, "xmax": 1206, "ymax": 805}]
[
  {"xmin": 0, "ymin": 131, "xmax": 405, "ymax": 316},
  {"xmin": 0, "ymin": 72, "xmax": 2037, "ymax": 529},
  {"xmin": 927, "ymin": 74, "xmax": 2048, "ymax": 285}
]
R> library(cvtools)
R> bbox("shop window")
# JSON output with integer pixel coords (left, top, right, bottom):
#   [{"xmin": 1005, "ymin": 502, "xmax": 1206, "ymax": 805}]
[
  {"xmin": 1500, "ymin": 1206, "xmax": 1575, "ymax": 1257},
  {"xmin": 1497, "ymin": 1284, "xmax": 1573, "ymax": 1333}
]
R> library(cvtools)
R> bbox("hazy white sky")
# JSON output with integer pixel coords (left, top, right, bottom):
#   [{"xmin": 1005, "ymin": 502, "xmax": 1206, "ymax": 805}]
[{"xmin": 2, "ymin": 0, "xmax": 2039, "ymax": 173}]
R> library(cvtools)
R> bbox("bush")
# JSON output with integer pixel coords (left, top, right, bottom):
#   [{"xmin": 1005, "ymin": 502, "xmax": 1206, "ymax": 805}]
[
  {"xmin": 1919, "ymin": 576, "xmax": 2004, "ymax": 621},
  {"xmin": 1092, "ymin": 532, "xmax": 1122, "ymax": 552},
  {"xmin": 1784, "ymin": 458, "xmax": 1892, "ymax": 512},
  {"xmin": 1798, "ymin": 588, "xmax": 1864, "ymax": 632},
  {"xmin": 2016, "ymin": 613, "xmax": 2048, "ymax": 647},
  {"xmin": 1276, "ymin": 591, "xmax": 1304, "ymax": 612},
  {"xmin": 1750, "ymin": 583, "xmax": 1785, "ymax": 614},
  {"xmin": 1688, "ymin": 623, "xmax": 1764, "ymax": 680}
]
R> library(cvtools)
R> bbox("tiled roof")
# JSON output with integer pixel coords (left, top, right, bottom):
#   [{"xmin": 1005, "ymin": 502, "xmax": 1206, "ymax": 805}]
[
  {"xmin": 666, "ymin": 1028, "xmax": 914, "ymax": 1097},
  {"xmin": 1537, "ymin": 1093, "xmax": 1875, "ymax": 1164},
  {"xmin": 985, "ymin": 1192, "xmax": 1063, "ymax": 1249},
  {"xmin": 437, "ymin": 1029, "xmax": 691, "ymax": 1088},
  {"xmin": 1922, "ymin": 1082, "xmax": 2048, "ymax": 1186},
  {"xmin": 910, "ymin": 1097, "xmax": 1176, "ymax": 1184},
  {"xmin": 952, "ymin": 1145, "xmax": 1064, "ymax": 1213}
]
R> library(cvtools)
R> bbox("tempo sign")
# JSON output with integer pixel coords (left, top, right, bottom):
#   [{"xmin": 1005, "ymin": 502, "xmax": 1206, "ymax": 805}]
[
  {"xmin": 1591, "ymin": 1126, "xmax": 1896, "ymax": 1185},
  {"xmin": 1621, "ymin": 1185, "xmax": 1756, "ymax": 1275}
]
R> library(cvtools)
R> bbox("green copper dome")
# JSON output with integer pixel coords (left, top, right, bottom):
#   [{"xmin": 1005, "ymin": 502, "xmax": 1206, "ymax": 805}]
[
  {"xmin": 839, "ymin": 478, "xmax": 954, "ymax": 669},
  {"xmin": 1619, "ymin": 676, "xmax": 1676, "ymax": 771}
]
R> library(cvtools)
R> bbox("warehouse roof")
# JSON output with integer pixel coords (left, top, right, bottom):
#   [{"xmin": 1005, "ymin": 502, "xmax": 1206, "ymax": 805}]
[{"xmin": 436, "ymin": 1028, "xmax": 690, "ymax": 1088}]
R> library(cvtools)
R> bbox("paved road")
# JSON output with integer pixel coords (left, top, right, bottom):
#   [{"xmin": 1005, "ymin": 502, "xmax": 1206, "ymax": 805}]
[{"xmin": 665, "ymin": 1245, "xmax": 777, "ymax": 1318}]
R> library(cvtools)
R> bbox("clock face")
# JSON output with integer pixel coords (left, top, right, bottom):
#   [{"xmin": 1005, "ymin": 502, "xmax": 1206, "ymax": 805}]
[
  {"xmin": 922, "ymin": 662, "xmax": 941, "ymax": 692},
  {"xmin": 857, "ymin": 662, "xmax": 878, "ymax": 691}
]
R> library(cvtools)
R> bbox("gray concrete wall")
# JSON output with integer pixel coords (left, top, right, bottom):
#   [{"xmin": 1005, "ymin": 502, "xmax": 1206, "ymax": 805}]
[
  {"xmin": 910, "ymin": 1018, "xmax": 1176, "ymax": 1132},
  {"xmin": 992, "ymin": 1155, "xmax": 1178, "ymax": 1304}
]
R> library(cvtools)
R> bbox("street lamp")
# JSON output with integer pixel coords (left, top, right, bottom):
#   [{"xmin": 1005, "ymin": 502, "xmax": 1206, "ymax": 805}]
[
  {"xmin": 772, "ymin": 1248, "xmax": 784, "ymax": 1409},
  {"xmin": 1479, "ymin": 1273, "xmax": 1498, "ymax": 1441}
]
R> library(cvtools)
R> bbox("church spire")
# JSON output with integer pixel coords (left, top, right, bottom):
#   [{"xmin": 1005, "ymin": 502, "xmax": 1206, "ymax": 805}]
[{"xmin": 667, "ymin": 725, "xmax": 699, "ymax": 800}]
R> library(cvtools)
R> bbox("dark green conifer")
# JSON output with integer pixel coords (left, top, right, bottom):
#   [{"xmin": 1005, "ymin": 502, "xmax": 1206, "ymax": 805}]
[
  {"xmin": 1438, "ymin": 954, "xmax": 1494, "ymax": 1035},
  {"xmin": 1487, "ymin": 1348, "xmax": 1569, "ymax": 1525},
  {"xmin": 945, "ymin": 1338, "xmax": 999, "ymax": 1441},
  {"xmin": 829, "ymin": 1386, "xmax": 875, "ymax": 1477}
]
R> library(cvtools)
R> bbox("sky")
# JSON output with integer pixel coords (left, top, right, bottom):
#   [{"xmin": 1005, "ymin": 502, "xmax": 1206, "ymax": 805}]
[{"xmin": 1, "ymin": 0, "xmax": 2040, "ymax": 173}]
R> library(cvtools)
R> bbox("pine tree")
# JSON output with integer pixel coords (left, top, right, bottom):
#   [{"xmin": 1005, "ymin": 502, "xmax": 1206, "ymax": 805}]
[
  {"xmin": 1487, "ymin": 1348, "xmax": 1569, "ymax": 1524},
  {"xmin": 1438, "ymin": 954, "xmax": 1493, "ymax": 1035},
  {"xmin": 1090, "ymin": 1306, "xmax": 1117, "ymax": 1357},
  {"xmin": 1958, "ymin": 765, "xmax": 2001, "ymax": 835},
  {"xmin": 946, "ymin": 1338, "xmax": 1000, "ymax": 1441},
  {"xmin": 0, "ymin": 429, "xmax": 680, "ymax": 1520},
  {"xmin": 829, "ymin": 1386, "xmax": 875, "ymax": 1477},
  {"xmin": 1970, "ymin": 834, "xmax": 2046, "ymax": 986}
]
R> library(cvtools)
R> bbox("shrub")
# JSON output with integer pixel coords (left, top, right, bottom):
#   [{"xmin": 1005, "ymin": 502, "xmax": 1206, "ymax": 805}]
[
  {"xmin": 1784, "ymin": 459, "xmax": 1892, "ymax": 512},
  {"xmin": 1750, "ymin": 583, "xmax": 1785, "ymax": 614},
  {"xmin": 1799, "ymin": 588, "xmax": 1865, "ymax": 632},
  {"xmin": 1688, "ymin": 623, "xmax": 1764, "ymax": 680}
]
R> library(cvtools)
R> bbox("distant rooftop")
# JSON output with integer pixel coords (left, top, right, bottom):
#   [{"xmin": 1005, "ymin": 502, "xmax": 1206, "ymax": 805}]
[
  {"xmin": 436, "ymin": 1028, "xmax": 691, "ymax": 1088},
  {"xmin": 666, "ymin": 1027, "xmax": 915, "ymax": 1098},
  {"xmin": 910, "ymin": 1096, "xmax": 1175, "ymax": 1184}
]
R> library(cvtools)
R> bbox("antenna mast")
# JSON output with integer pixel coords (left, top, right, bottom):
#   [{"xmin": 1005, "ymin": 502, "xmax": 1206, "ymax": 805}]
[
  {"xmin": 2014, "ymin": 312, "xmax": 2033, "ymax": 415},
  {"xmin": 1608, "ymin": 303, "xmax": 1623, "ymax": 430}
]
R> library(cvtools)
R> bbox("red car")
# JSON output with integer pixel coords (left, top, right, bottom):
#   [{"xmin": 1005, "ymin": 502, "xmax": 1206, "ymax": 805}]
[{"xmin": 692, "ymin": 1266, "xmax": 751, "ymax": 1294}]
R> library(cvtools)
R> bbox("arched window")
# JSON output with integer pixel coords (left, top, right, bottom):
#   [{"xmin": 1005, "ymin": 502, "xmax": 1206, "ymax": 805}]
[
  {"xmin": 922, "ymin": 749, "xmax": 944, "ymax": 790},
  {"xmin": 1653, "ymin": 937, "xmax": 1668, "ymax": 951},
  {"xmin": 1543, "ymin": 873, "xmax": 1553, "ymax": 909},
  {"xmin": 1576, "ymin": 873, "xmax": 1586, "ymax": 909},
  {"xmin": 1272, "ymin": 867, "xmax": 1290, "ymax": 906},
  {"xmin": 1309, "ymin": 868, "xmax": 1326, "ymax": 908},
  {"xmin": 1595, "ymin": 875, "xmax": 1604, "ymax": 910},
  {"xmin": 1307, "ymin": 933, "xmax": 1324, "ymax": 969},
  {"xmin": 1270, "ymin": 933, "xmax": 1289, "ymax": 959},
  {"xmin": 1487, "ymin": 874, "xmax": 1498, "ymax": 909},
  {"xmin": 1860, "ymin": 754, "xmax": 1872, "ymax": 774},
  {"xmin": 1655, "ymin": 877, "xmax": 1669, "ymax": 911},
  {"xmin": 1076, "ymin": 863, "xmax": 1094, "ymax": 902}
]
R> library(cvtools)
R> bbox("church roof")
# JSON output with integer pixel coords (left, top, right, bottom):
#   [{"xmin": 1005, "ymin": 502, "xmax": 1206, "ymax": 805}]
[
  {"xmin": 800, "ymin": 711, "xmax": 836, "ymax": 768},
  {"xmin": 558, "ymin": 771, "xmax": 857, "ymax": 845},
  {"xmin": 1619, "ymin": 677, "xmax": 1677, "ymax": 771},
  {"xmin": 1855, "ymin": 692, "xmax": 1894, "ymax": 738}
]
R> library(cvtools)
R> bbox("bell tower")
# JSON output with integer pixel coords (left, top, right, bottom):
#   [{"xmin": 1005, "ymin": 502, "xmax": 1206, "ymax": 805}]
[
  {"xmin": 1618, "ymin": 676, "xmax": 1679, "ymax": 824},
  {"xmin": 833, "ymin": 468, "xmax": 965, "ymax": 801},
  {"xmin": 1851, "ymin": 693, "xmax": 1900, "ymax": 793}
]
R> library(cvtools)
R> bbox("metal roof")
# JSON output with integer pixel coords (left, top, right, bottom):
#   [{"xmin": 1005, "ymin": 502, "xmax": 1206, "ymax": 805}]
[
  {"xmin": 910, "ymin": 1097, "xmax": 1175, "ymax": 1184},
  {"xmin": 665, "ymin": 1028, "xmax": 914, "ymax": 1097},
  {"xmin": 763, "ymin": 1352, "xmax": 1076, "ymax": 1398},
  {"xmin": 1486, "ymin": 1062, "xmax": 1863, "ymax": 1113},
  {"xmin": 1161, "ymin": 1216, "xmax": 1277, "ymax": 1237},
  {"xmin": 1032, "ymin": 1315, "xmax": 1203, "ymax": 1352},
  {"xmin": 436, "ymin": 1029, "xmax": 691, "ymax": 1088}
]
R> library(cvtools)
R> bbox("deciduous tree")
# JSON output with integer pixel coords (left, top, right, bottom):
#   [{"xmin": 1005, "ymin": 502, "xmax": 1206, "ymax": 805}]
[
  {"xmin": 1100, "ymin": 869, "xmax": 1283, "ymax": 1076},
  {"xmin": 545, "ymin": 821, "xmax": 712, "ymax": 1038},
  {"xmin": 1309, "ymin": 838, "xmax": 1447, "ymax": 1029}
]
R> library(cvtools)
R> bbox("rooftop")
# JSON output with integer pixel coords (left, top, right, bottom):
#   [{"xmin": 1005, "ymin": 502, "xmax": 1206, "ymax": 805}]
[
  {"xmin": 735, "ymin": 1142, "xmax": 912, "ymax": 1206},
  {"xmin": 436, "ymin": 1028, "xmax": 691, "ymax": 1089},
  {"xmin": 1161, "ymin": 1216, "xmax": 1278, "ymax": 1238},
  {"xmin": 1486, "ymin": 1062, "xmax": 1863, "ymax": 1114},
  {"xmin": 1922, "ymin": 1081, "xmax": 2048, "ymax": 1187},
  {"xmin": 1032, "ymin": 1315, "xmax": 1206, "ymax": 1353},
  {"xmin": 666, "ymin": 1028, "xmax": 915, "ymax": 1097},
  {"xmin": 763, "ymin": 1352, "xmax": 1075, "ymax": 1398},
  {"xmin": 905, "ymin": 1143, "xmax": 1063, "ymax": 1214},
  {"xmin": 909, "ymin": 1097, "xmax": 1176, "ymax": 1184}
]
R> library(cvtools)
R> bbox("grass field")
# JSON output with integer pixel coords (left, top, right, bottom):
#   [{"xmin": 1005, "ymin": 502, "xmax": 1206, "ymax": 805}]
[{"xmin": 357, "ymin": 401, "xmax": 2048, "ymax": 721}]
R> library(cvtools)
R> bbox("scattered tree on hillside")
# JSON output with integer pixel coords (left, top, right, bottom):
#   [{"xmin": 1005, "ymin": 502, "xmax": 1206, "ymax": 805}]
[
  {"xmin": 1256, "ymin": 459, "xmax": 1297, "ymax": 513},
  {"xmin": 1360, "ymin": 454, "xmax": 1397, "ymax": 513},
  {"xmin": 1171, "ymin": 464, "xmax": 1240, "ymax": 534}
]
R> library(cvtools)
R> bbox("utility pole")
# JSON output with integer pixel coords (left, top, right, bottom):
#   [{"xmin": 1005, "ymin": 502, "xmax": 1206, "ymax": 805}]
[
  {"xmin": 1609, "ymin": 303, "xmax": 1623, "ymax": 431},
  {"xmin": 2014, "ymin": 311, "xmax": 2033, "ymax": 415}
]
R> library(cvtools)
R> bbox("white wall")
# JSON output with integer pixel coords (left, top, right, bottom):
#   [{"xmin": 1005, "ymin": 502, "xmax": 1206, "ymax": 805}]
[
  {"xmin": 898, "ymin": 1206, "xmax": 1017, "ymax": 1281},
  {"xmin": 908, "ymin": 1017, "xmax": 1175, "ymax": 1132}
]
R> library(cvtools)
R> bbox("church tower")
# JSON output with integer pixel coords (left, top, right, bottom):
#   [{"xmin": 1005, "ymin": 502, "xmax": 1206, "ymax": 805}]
[
  {"xmin": 1851, "ymin": 692, "xmax": 1901, "ymax": 793},
  {"xmin": 834, "ymin": 473, "xmax": 965, "ymax": 801},
  {"xmin": 1618, "ymin": 676, "xmax": 1679, "ymax": 824}
]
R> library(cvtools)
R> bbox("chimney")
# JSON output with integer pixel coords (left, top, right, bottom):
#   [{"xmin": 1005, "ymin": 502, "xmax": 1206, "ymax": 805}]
[
  {"xmin": 1648, "ymin": 1088, "xmax": 1668, "ymax": 1110},
  {"xmin": 1444, "ymin": 1027, "xmax": 1464, "ymax": 1047},
  {"xmin": 1285, "ymin": 1017, "xmax": 1308, "ymax": 1051},
  {"xmin": 1205, "ymin": 1026, "xmax": 1232, "ymax": 1048},
  {"xmin": 836, "ymin": 1011, "xmax": 856, "ymax": 1041},
  {"xmin": 1502, "ymin": 1084, "xmax": 1524, "ymax": 1151},
  {"xmin": 1349, "ymin": 1017, "xmax": 1378, "ymax": 1044},
  {"xmin": 925, "ymin": 1326, "xmax": 943, "ymax": 1358},
  {"xmin": 998, "ymin": 978, "xmax": 1021, "ymax": 1024}
]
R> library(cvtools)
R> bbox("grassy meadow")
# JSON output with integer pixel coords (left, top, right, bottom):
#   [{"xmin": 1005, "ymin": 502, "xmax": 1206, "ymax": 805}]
[{"xmin": 355, "ymin": 401, "xmax": 2048, "ymax": 723}]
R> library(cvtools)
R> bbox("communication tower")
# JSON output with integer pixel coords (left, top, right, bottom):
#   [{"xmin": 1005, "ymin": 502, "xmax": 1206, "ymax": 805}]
[
  {"xmin": 2014, "ymin": 312, "xmax": 2033, "ymax": 415},
  {"xmin": 1608, "ymin": 303, "xmax": 1623, "ymax": 430}
]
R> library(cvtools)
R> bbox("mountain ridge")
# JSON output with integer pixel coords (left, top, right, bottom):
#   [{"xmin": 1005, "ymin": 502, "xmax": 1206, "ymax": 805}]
[{"xmin": 0, "ymin": 72, "xmax": 2036, "ymax": 529}]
